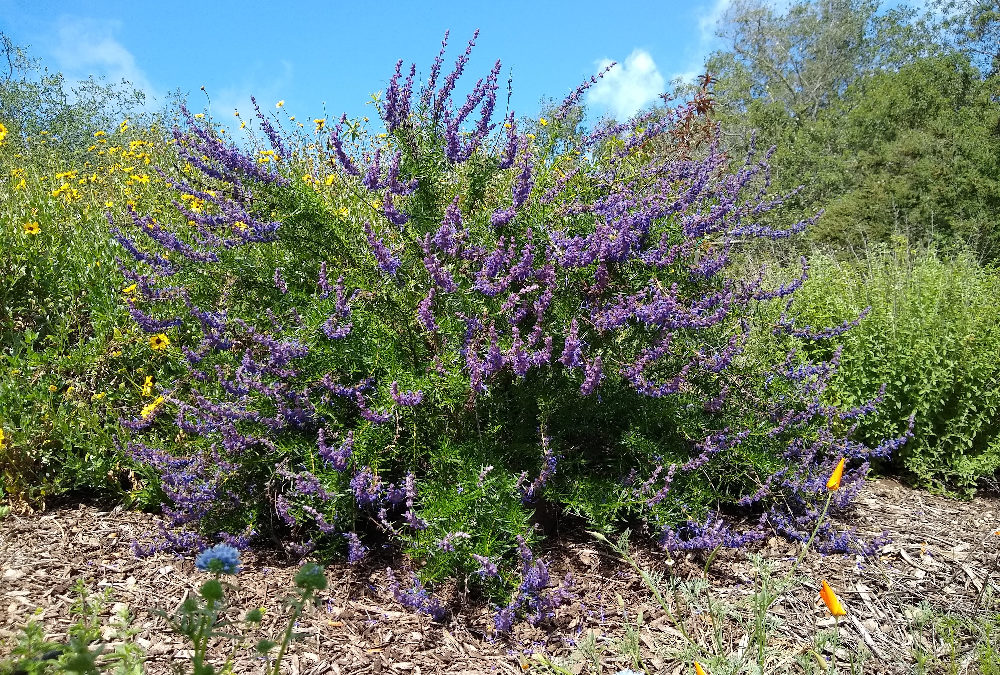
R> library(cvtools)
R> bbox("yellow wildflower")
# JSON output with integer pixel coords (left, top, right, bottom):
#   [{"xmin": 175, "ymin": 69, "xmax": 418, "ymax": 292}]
[
  {"xmin": 0, "ymin": 121, "xmax": 7, "ymax": 143},
  {"xmin": 694, "ymin": 664, "xmax": 707, "ymax": 675},
  {"xmin": 119, "ymin": 120, "xmax": 128, "ymax": 133},
  {"xmin": 149, "ymin": 334, "xmax": 170, "ymax": 351},
  {"xmin": 123, "ymin": 283, "xmax": 137, "ymax": 295},
  {"xmin": 194, "ymin": 113, "xmax": 205, "ymax": 119},
  {"xmin": 0, "ymin": 427, "xmax": 5, "ymax": 449},
  {"xmin": 23, "ymin": 221, "xmax": 40, "ymax": 235},
  {"xmin": 140, "ymin": 396, "xmax": 165, "ymax": 418},
  {"xmin": 314, "ymin": 118, "xmax": 326, "ymax": 132},
  {"xmin": 539, "ymin": 117, "xmax": 548, "ymax": 126},
  {"xmin": 94, "ymin": 130, "xmax": 106, "ymax": 137},
  {"xmin": 276, "ymin": 100, "xmax": 285, "ymax": 108},
  {"xmin": 141, "ymin": 375, "xmax": 154, "ymax": 397},
  {"xmin": 49, "ymin": 385, "xmax": 58, "ymax": 392}
]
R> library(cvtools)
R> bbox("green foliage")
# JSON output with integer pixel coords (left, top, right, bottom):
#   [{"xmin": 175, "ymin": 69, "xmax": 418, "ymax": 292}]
[
  {"xmin": 707, "ymin": 0, "xmax": 933, "ymax": 122},
  {"xmin": 779, "ymin": 53, "xmax": 1000, "ymax": 255},
  {"xmin": 0, "ymin": 33, "xmax": 149, "ymax": 153},
  {"xmin": 935, "ymin": 0, "xmax": 1000, "ymax": 77},
  {"xmin": 706, "ymin": 0, "xmax": 1000, "ymax": 257},
  {"xmin": 790, "ymin": 245, "xmax": 1000, "ymax": 494},
  {"xmin": 0, "ymin": 91, "xmax": 180, "ymax": 508},
  {"xmin": 0, "ymin": 581, "xmax": 144, "ymax": 675}
]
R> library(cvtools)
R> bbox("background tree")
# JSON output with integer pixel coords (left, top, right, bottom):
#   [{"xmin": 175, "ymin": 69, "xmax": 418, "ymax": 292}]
[
  {"xmin": 705, "ymin": 0, "xmax": 1000, "ymax": 257},
  {"xmin": 0, "ymin": 32, "xmax": 149, "ymax": 151}
]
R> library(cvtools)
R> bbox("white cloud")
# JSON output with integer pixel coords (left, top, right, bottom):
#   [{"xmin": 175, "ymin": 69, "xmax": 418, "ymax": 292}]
[
  {"xmin": 698, "ymin": 0, "xmax": 734, "ymax": 44},
  {"xmin": 50, "ymin": 17, "xmax": 158, "ymax": 106},
  {"xmin": 587, "ymin": 49, "xmax": 666, "ymax": 120},
  {"xmin": 208, "ymin": 60, "xmax": 295, "ymax": 128},
  {"xmin": 668, "ymin": 0, "xmax": 735, "ymax": 84}
]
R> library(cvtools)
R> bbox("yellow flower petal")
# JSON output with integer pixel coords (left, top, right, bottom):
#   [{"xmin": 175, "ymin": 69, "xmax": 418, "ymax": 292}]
[
  {"xmin": 826, "ymin": 457, "xmax": 846, "ymax": 491},
  {"xmin": 819, "ymin": 580, "xmax": 847, "ymax": 616}
]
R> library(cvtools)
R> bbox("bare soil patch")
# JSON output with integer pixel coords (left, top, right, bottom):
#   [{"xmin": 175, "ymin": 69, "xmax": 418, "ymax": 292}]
[{"xmin": 2, "ymin": 478, "xmax": 998, "ymax": 674}]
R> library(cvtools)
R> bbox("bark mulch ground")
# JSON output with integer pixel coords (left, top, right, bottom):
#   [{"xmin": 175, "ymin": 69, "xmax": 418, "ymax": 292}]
[{"xmin": 2, "ymin": 478, "xmax": 999, "ymax": 674}]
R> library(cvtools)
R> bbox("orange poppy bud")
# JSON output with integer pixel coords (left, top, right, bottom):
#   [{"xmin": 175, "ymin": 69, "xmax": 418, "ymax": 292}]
[
  {"xmin": 826, "ymin": 457, "xmax": 846, "ymax": 491},
  {"xmin": 695, "ymin": 663, "xmax": 708, "ymax": 675},
  {"xmin": 819, "ymin": 580, "xmax": 846, "ymax": 616}
]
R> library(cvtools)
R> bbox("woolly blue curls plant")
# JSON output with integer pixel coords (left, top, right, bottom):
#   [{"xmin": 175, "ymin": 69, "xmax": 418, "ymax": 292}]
[{"xmin": 112, "ymin": 30, "xmax": 908, "ymax": 631}]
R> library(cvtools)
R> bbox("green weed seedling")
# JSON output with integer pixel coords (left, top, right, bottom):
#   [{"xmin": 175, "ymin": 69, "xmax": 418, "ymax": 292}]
[
  {"xmin": 0, "ymin": 546, "xmax": 328, "ymax": 675},
  {"xmin": 0, "ymin": 580, "xmax": 144, "ymax": 675}
]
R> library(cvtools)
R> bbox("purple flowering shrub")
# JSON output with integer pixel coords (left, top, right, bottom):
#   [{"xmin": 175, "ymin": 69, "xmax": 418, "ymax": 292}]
[{"xmin": 112, "ymin": 34, "xmax": 905, "ymax": 626}]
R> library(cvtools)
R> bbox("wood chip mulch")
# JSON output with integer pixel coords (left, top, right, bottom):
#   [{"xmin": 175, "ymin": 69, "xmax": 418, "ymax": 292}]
[{"xmin": 2, "ymin": 478, "xmax": 999, "ymax": 674}]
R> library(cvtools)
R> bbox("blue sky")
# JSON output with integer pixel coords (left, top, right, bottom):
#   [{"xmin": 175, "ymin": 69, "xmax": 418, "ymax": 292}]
[{"xmin": 1, "ymin": 0, "xmax": 734, "ymax": 125}]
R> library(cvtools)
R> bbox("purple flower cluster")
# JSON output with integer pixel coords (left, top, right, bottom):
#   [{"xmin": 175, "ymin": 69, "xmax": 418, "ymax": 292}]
[
  {"xmin": 317, "ymin": 428, "xmax": 353, "ymax": 471},
  {"xmin": 344, "ymin": 532, "xmax": 368, "ymax": 563},
  {"xmin": 363, "ymin": 221, "xmax": 402, "ymax": 276},
  {"xmin": 321, "ymin": 276, "xmax": 356, "ymax": 339},
  {"xmin": 386, "ymin": 568, "xmax": 446, "ymax": 620},
  {"xmin": 493, "ymin": 537, "xmax": 574, "ymax": 632}
]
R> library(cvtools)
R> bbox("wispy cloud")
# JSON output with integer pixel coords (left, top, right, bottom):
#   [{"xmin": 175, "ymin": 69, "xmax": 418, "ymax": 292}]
[
  {"xmin": 50, "ymin": 17, "xmax": 158, "ymax": 106},
  {"xmin": 586, "ymin": 49, "xmax": 665, "ymax": 120},
  {"xmin": 698, "ymin": 0, "xmax": 735, "ymax": 44},
  {"xmin": 207, "ymin": 60, "xmax": 295, "ymax": 123},
  {"xmin": 670, "ymin": 0, "xmax": 735, "ymax": 84}
]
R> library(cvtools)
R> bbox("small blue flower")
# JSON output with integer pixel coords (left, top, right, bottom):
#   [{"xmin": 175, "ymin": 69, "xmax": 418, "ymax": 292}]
[{"xmin": 195, "ymin": 543, "xmax": 242, "ymax": 575}]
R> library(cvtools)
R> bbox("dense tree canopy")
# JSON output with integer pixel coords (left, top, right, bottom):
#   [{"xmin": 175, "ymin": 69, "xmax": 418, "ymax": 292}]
[{"xmin": 705, "ymin": 0, "xmax": 1000, "ymax": 257}]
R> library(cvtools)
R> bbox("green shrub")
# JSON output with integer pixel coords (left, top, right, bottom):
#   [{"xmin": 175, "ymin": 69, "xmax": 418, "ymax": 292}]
[
  {"xmin": 790, "ymin": 242, "xmax": 1000, "ymax": 494},
  {"xmin": 106, "ymin": 38, "xmax": 904, "ymax": 634}
]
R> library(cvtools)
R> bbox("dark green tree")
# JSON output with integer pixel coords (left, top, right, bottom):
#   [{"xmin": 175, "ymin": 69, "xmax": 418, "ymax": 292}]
[{"xmin": 704, "ymin": 1, "xmax": 1000, "ymax": 257}]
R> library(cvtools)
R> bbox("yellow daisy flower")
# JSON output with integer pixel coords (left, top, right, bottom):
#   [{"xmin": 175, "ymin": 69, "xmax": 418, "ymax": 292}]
[{"xmin": 149, "ymin": 334, "xmax": 170, "ymax": 350}]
